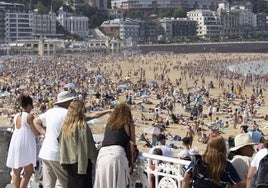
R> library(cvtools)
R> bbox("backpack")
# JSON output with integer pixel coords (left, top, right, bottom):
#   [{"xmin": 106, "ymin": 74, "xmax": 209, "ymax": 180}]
[{"xmin": 254, "ymin": 150, "xmax": 268, "ymax": 188}]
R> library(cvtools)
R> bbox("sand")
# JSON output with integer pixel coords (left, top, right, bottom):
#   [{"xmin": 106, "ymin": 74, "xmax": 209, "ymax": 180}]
[{"xmin": 1, "ymin": 52, "xmax": 268, "ymax": 156}]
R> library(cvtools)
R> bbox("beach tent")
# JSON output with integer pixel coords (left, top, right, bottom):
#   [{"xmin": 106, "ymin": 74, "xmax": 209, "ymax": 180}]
[
  {"xmin": 95, "ymin": 74, "xmax": 102, "ymax": 79},
  {"xmin": 149, "ymin": 80, "xmax": 157, "ymax": 85},
  {"xmin": 118, "ymin": 84, "xmax": 128, "ymax": 89},
  {"xmin": 63, "ymin": 82, "xmax": 76, "ymax": 89},
  {"xmin": 143, "ymin": 126, "xmax": 161, "ymax": 135}
]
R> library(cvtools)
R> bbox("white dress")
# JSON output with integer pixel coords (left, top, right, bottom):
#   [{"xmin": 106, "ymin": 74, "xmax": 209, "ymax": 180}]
[{"xmin": 6, "ymin": 112, "xmax": 37, "ymax": 169}]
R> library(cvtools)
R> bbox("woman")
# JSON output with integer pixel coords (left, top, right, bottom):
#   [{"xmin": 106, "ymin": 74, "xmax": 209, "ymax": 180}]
[
  {"xmin": 58, "ymin": 100, "xmax": 98, "ymax": 188},
  {"xmin": 6, "ymin": 94, "xmax": 39, "ymax": 188},
  {"xmin": 182, "ymin": 135, "xmax": 243, "ymax": 188},
  {"xmin": 94, "ymin": 103, "xmax": 136, "ymax": 188}
]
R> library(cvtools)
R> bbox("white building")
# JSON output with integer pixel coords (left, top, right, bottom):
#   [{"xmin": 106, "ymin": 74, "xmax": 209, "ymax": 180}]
[
  {"xmin": 119, "ymin": 19, "xmax": 141, "ymax": 40},
  {"xmin": 5, "ymin": 12, "xmax": 33, "ymax": 43},
  {"xmin": 187, "ymin": 9, "xmax": 223, "ymax": 38},
  {"xmin": 57, "ymin": 6, "xmax": 89, "ymax": 37}
]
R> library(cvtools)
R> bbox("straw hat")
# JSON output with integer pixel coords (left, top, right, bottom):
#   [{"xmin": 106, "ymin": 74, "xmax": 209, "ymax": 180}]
[
  {"xmin": 54, "ymin": 91, "xmax": 77, "ymax": 105},
  {"xmin": 230, "ymin": 133, "xmax": 255, "ymax": 151}
]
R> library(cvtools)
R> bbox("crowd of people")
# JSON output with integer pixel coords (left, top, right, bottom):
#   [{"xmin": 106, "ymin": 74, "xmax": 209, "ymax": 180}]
[{"xmin": 1, "ymin": 52, "xmax": 268, "ymax": 188}]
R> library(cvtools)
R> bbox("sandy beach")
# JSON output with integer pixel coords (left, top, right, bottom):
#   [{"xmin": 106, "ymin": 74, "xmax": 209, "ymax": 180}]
[{"xmin": 1, "ymin": 52, "xmax": 268, "ymax": 156}]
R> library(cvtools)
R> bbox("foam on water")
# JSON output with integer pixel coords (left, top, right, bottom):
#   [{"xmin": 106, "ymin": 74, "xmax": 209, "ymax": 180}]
[{"xmin": 228, "ymin": 61, "xmax": 268, "ymax": 76}]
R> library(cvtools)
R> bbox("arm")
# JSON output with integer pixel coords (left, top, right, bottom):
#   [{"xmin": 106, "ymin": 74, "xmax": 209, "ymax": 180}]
[
  {"xmin": 27, "ymin": 114, "xmax": 40, "ymax": 136},
  {"xmin": 182, "ymin": 172, "xmax": 191, "ymax": 188},
  {"xmin": 85, "ymin": 109, "xmax": 112, "ymax": 121},
  {"xmin": 33, "ymin": 117, "xmax": 46, "ymax": 136},
  {"xmin": 246, "ymin": 166, "xmax": 256, "ymax": 188}
]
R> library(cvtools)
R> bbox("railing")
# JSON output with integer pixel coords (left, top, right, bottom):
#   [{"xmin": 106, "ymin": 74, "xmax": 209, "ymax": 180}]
[
  {"xmin": 3, "ymin": 130, "xmax": 191, "ymax": 188},
  {"xmin": 130, "ymin": 152, "xmax": 191, "ymax": 188}
]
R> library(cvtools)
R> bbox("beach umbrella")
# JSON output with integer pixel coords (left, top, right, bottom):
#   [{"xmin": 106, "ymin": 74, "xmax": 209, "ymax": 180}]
[
  {"xmin": 118, "ymin": 84, "xmax": 128, "ymax": 89},
  {"xmin": 63, "ymin": 82, "xmax": 76, "ymax": 89},
  {"xmin": 149, "ymin": 80, "xmax": 157, "ymax": 85},
  {"xmin": 87, "ymin": 118, "xmax": 101, "ymax": 125},
  {"xmin": 248, "ymin": 130, "xmax": 263, "ymax": 143},
  {"xmin": 28, "ymin": 68, "xmax": 34, "ymax": 73},
  {"xmin": 143, "ymin": 126, "xmax": 161, "ymax": 135},
  {"xmin": 59, "ymin": 81, "xmax": 65, "ymax": 87},
  {"xmin": 1, "ymin": 91, "xmax": 11, "ymax": 97},
  {"xmin": 141, "ymin": 94, "xmax": 150, "ymax": 98},
  {"xmin": 95, "ymin": 74, "xmax": 102, "ymax": 79}
]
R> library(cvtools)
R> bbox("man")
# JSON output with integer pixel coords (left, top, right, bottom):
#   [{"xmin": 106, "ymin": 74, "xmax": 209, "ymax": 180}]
[
  {"xmin": 34, "ymin": 91, "xmax": 75, "ymax": 188},
  {"xmin": 149, "ymin": 134, "xmax": 173, "ymax": 158},
  {"xmin": 34, "ymin": 91, "xmax": 111, "ymax": 188},
  {"xmin": 230, "ymin": 133, "xmax": 255, "ymax": 183}
]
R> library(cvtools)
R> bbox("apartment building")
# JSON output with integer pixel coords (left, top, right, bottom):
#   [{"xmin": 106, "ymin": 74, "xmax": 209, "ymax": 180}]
[
  {"xmin": 159, "ymin": 17, "xmax": 197, "ymax": 39},
  {"xmin": 187, "ymin": 9, "xmax": 223, "ymax": 38}
]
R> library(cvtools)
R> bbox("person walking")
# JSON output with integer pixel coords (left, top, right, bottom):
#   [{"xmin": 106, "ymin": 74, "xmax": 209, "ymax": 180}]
[
  {"xmin": 182, "ymin": 135, "xmax": 243, "ymax": 188},
  {"xmin": 94, "ymin": 103, "xmax": 136, "ymax": 188},
  {"xmin": 58, "ymin": 100, "xmax": 98, "ymax": 188},
  {"xmin": 6, "ymin": 94, "xmax": 39, "ymax": 188}
]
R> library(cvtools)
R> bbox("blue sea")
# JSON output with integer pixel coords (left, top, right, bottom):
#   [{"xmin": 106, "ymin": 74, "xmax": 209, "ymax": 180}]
[{"xmin": 228, "ymin": 61, "xmax": 268, "ymax": 76}]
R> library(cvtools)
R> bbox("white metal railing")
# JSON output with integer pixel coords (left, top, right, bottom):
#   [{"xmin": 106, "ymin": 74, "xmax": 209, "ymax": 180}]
[{"xmin": 130, "ymin": 152, "xmax": 191, "ymax": 188}]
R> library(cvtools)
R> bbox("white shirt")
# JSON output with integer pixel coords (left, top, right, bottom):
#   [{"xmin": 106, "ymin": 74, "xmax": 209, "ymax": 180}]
[
  {"xmin": 250, "ymin": 148, "xmax": 268, "ymax": 170},
  {"xmin": 231, "ymin": 155, "xmax": 252, "ymax": 180},
  {"xmin": 38, "ymin": 106, "xmax": 68, "ymax": 161}
]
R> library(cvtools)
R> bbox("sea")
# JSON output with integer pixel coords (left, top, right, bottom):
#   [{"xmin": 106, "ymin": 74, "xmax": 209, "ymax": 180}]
[{"xmin": 228, "ymin": 61, "xmax": 268, "ymax": 76}]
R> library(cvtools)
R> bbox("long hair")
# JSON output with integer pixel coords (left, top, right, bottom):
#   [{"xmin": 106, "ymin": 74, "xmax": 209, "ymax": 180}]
[
  {"xmin": 61, "ymin": 100, "xmax": 86, "ymax": 138},
  {"xmin": 17, "ymin": 94, "xmax": 33, "ymax": 108},
  {"xmin": 108, "ymin": 103, "xmax": 133, "ymax": 129},
  {"xmin": 202, "ymin": 135, "xmax": 227, "ymax": 185}
]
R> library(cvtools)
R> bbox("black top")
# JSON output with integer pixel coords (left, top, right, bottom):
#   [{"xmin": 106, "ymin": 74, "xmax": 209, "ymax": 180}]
[{"xmin": 102, "ymin": 125, "xmax": 130, "ymax": 149}]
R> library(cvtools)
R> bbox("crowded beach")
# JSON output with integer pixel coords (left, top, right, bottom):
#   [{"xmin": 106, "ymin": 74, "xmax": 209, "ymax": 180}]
[{"xmin": 1, "ymin": 52, "xmax": 268, "ymax": 187}]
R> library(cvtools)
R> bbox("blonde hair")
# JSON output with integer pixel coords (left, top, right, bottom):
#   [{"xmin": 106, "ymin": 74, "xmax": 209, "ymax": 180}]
[
  {"xmin": 108, "ymin": 103, "xmax": 133, "ymax": 129},
  {"xmin": 202, "ymin": 135, "xmax": 227, "ymax": 185},
  {"xmin": 61, "ymin": 100, "xmax": 86, "ymax": 138}
]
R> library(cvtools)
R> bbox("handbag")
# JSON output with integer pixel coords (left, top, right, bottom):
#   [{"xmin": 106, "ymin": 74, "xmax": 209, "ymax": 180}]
[{"xmin": 125, "ymin": 124, "xmax": 139, "ymax": 174}]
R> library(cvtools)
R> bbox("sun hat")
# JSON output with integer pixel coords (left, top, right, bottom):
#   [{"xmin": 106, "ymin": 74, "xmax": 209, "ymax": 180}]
[
  {"xmin": 230, "ymin": 133, "xmax": 255, "ymax": 151},
  {"xmin": 189, "ymin": 147, "xmax": 200, "ymax": 155},
  {"xmin": 157, "ymin": 134, "xmax": 167, "ymax": 141},
  {"xmin": 54, "ymin": 91, "xmax": 77, "ymax": 105}
]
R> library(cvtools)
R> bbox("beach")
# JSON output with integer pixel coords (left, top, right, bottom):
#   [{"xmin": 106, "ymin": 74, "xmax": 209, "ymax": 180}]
[{"xmin": 1, "ymin": 52, "xmax": 268, "ymax": 157}]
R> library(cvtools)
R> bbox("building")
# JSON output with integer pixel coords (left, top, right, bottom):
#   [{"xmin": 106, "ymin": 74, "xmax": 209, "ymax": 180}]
[
  {"xmin": 159, "ymin": 17, "xmax": 197, "ymax": 39},
  {"xmin": 5, "ymin": 12, "xmax": 33, "ymax": 43},
  {"xmin": 111, "ymin": 0, "xmax": 219, "ymax": 10},
  {"xmin": 0, "ymin": 7, "xmax": 5, "ymax": 43},
  {"xmin": 119, "ymin": 19, "xmax": 141, "ymax": 40},
  {"xmin": 187, "ymin": 0, "xmax": 219, "ymax": 11},
  {"xmin": 57, "ymin": 6, "xmax": 89, "ymax": 37},
  {"xmin": 187, "ymin": 9, "xmax": 223, "ymax": 38},
  {"xmin": 101, "ymin": 19, "xmax": 121, "ymax": 38},
  {"xmin": 32, "ymin": 10, "xmax": 57, "ymax": 36}
]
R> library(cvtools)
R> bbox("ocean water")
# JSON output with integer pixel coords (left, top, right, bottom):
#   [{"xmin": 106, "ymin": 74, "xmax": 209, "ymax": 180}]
[{"xmin": 228, "ymin": 61, "xmax": 268, "ymax": 76}]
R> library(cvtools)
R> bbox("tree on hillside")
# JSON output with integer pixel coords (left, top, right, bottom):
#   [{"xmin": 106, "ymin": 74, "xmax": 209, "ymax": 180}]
[{"xmin": 173, "ymin": 7, "xmax": 186, "ymax": 18}]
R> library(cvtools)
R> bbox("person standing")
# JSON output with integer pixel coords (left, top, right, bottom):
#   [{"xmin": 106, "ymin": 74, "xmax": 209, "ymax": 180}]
[
  {"xmin": 34, "ymin": 91, "xmax": 76, "ymax": 188},
  {"xmin": 94, "ymin": 103, "xmax": 136, "ymax": 188},
  {"xmin": 58, "ymin": 100, "xmax": 98, "ymax": 188},
  {"xmin": 6, "ymin": 94, "xmax": 39, "ymax": 188},
  {"xmin": 34, "ymin": 91, "xmax": 111, "ymax": 188}
]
